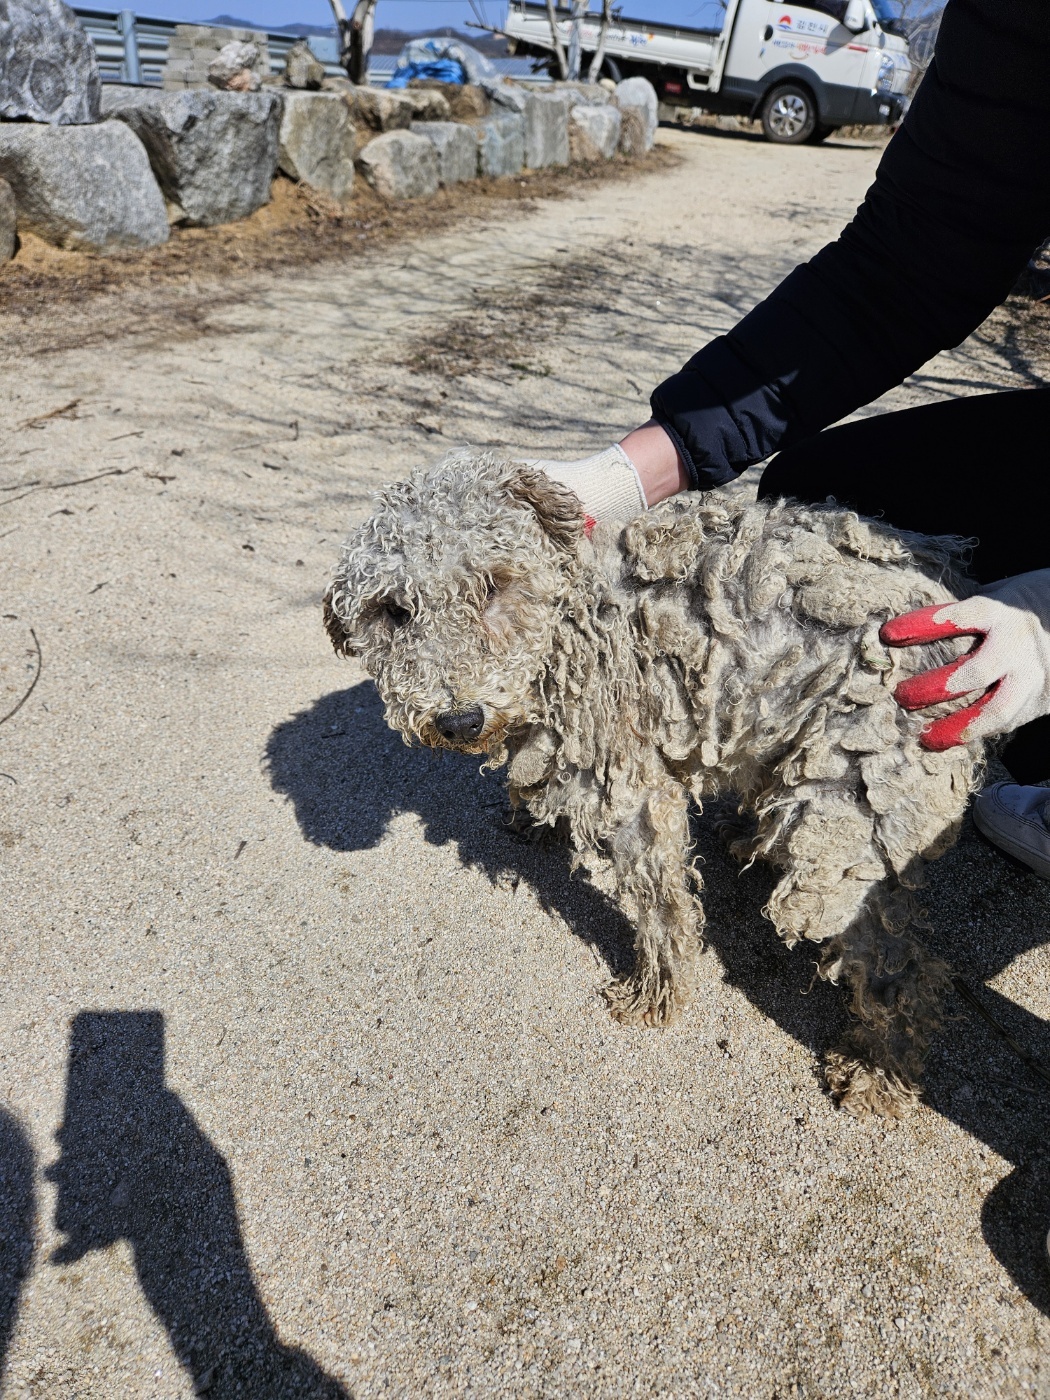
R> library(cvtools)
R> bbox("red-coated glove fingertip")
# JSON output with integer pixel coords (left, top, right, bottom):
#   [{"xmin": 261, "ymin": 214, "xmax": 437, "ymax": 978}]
[
  {"xmin": 880, "ymin": 603, "xmax": 968, "ymax": 648},
  {"xmin": 917, "ymin": 685, "xmax": 998, "ymax": 750},
  {"xmin": 893, "ymin": 657, "xmax": 968, "ymax": 710}
]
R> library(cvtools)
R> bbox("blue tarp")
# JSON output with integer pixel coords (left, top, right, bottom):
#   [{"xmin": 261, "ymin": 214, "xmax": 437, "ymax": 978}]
[
  {"xmin": 388, "ymin": 58, "xmax": 465, "ymax": 88},
  {"xmin": 386, "ymin": 36, "xmax": 498, "ymax": 90}
]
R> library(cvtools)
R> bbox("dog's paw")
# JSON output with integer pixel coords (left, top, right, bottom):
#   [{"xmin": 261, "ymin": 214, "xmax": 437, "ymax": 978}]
[
  {"xmin": 603, "ymin": 976, "xmax": 683, "ymax": 1028},
  {"xmin": 824, "ymin": 1048, "xmax": 920, "ymax": 1119}
]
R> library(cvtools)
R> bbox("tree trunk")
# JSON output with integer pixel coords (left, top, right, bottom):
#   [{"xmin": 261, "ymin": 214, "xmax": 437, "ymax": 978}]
[
  {"xmin": 567, "ymin": 0, "xmax": 588, "ymax": 81},
  {"xmin": 328, "ymin": 0, "xmax": 376, "ymax": 84},
  {"xmin": 545, "ymin": 0, "xmax": 569, "ymax": 81},
  {"xmin": 586, "ymin": 0, "xmax": 613, "ymax": 83}
]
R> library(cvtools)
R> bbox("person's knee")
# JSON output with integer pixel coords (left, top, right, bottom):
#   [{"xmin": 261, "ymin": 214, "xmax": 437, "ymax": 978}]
[{"xmin": 758, "ymin": 442, "xmax": 836, "ymax": 504}]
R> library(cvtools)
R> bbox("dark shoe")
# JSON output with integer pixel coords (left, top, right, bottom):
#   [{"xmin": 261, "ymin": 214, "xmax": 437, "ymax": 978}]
[{"xmin": 973, "ymin": 782, "xmax": 1050, "ymax": 879}]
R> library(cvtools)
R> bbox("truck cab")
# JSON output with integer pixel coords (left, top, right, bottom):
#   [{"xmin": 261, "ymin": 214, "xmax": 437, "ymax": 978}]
[
  {"xmin": 504, "ymin": 0, "xmax": 913, "ymax": 143},
  {"xmin": 719, "ymin": 0, "xmax": 913, "ymax": 140}
]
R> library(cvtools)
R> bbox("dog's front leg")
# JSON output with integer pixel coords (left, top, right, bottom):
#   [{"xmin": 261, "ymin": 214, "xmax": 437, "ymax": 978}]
[{"xmin": 602, "ymin": 783, "xmax": 702, "ymax": 1028}]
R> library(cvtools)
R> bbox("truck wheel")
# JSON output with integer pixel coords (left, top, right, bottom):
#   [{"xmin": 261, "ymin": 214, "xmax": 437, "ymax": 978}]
[{"xmin": 760, "ymin": 84, "xmax": 817, "ymax": 144}]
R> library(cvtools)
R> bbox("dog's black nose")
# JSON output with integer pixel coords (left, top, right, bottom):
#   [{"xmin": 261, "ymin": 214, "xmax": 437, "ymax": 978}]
[{"xmin": 434, "ymin": 706, "xmax": 485, "ymax": 743}]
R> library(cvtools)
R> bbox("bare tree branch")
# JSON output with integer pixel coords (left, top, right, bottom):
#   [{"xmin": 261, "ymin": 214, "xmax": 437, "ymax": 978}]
[{"xmin": 0, "ymin": 628, "xmax": 41, "ymax": 731}]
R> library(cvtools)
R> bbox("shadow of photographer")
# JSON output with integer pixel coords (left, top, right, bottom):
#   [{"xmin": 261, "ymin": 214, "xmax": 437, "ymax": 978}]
[
  {"xmin": 47, "ymin": 1011, "xmax": 348, "ymax": 1399},
  {"xmin": 0, "ymin": 1106, "xmax": 35, "ymax": 1390},
  {"xmin": 268, "ymin": 680, "xmax": 1050, "ymax": 1317}
]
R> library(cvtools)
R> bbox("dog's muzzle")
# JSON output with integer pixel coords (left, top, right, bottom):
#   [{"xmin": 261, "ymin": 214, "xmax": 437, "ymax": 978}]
[{"xmin": 433, "ymin": 705, "xmax": 485, "ymax": 744}]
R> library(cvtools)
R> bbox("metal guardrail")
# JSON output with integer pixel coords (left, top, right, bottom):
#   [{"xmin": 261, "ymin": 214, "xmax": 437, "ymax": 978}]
[
  {"xmin": 73, "ymin": 7, "xmax": 348, "ymax": 86},
  {"xmin": 73, "ymin": 8, "xmax": 550, "ymax": 88}
]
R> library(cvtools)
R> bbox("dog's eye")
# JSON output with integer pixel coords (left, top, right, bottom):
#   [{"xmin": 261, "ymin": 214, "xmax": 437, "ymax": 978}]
[{"xmin": 384, "ymin": 603, "xmax": 411, "ymax": 627}]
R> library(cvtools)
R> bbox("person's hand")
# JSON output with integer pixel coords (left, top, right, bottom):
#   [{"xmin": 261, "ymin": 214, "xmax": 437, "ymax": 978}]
[
  {"xmin": 880, "ymin": 570, "xmax": 1050, "ymax": 749},
  {"xmin": 527, "ymin": 444, "xmax": 648, "ymax": 526}
]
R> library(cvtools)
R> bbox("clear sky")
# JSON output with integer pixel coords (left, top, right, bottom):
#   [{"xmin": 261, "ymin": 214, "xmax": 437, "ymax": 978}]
[{"xmin": 138, "ymin": 0, "xmax": 729, "ymax": 37}]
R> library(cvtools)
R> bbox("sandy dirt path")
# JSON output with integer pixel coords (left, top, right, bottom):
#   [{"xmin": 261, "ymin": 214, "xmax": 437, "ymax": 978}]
[{"xmin": 1, "ymin": 127, "xmax": 1049, "ymax": 1398}]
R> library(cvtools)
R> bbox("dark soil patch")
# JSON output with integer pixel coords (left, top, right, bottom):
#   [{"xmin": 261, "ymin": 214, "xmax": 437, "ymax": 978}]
[{"xmin": 0, "ymin": 148, "xmax": 677, "ymax": 359}]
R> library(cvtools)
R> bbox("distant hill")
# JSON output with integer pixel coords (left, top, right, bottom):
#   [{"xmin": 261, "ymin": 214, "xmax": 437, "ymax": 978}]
[
  {"xmin": 207, "ymin": 15, "xmax": 507, "ymax": 54},
  {"xmin": 370, "ymin": 26, "xmax": 508, "ymax": 55},
  {"xmin": 208, "ymin": 13, "xmax": 336, "ymax": 34}
]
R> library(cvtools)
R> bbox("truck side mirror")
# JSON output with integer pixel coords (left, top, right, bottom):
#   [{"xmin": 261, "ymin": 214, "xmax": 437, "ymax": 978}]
[{"xmin": 843, "ymin": 0, "xmax": 868, "ymax": 32}]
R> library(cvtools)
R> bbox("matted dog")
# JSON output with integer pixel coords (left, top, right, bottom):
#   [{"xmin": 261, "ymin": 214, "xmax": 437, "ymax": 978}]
[{"xmin": 324, "ymin": 452, "xmax": 983, "ymax": 1116}]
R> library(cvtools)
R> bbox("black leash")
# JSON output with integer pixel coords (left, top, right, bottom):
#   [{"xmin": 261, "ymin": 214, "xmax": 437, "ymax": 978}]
[{"xmin": 953, "ymin": 977, "xmax": 1050, "ymax": 1091}]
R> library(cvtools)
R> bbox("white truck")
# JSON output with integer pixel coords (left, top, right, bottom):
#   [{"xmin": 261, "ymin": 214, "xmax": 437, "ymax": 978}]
[{"xmin": 503, "ymin": 0, "xmax": 913, "ymax": 143}]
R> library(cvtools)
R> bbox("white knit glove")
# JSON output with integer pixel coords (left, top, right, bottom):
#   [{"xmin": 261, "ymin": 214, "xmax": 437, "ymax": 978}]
[
  {"xmin": 527, "ymin": 444, "xmax": 648, "ymax": 524},
  {"xmin": 881, "ymin": 569, "xmax": 1050, "ymax": 749}
]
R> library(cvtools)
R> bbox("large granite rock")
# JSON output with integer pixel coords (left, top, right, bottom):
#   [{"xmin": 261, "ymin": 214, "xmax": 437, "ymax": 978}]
[
  {"xmin": 410, "ymin": 82, "xmax": 489, "ymax": 120},
  {"xmin": 569, "ymin": 104, "xmax": 621, "ymax": 162},
  {"xmin": 103, "ymin": 88, "xmax": 282, "ymax": 227},
  {"xmin": 356, "ymin": 130, "xmax": 439, "ymax": 200},
  {"xmin": 0, "ymin": 123, "xmax": 168, "ymax": 251},
  {"xmin": 0, "ymin": 179, "xmax": 17, "ymax": 262},
  {"xmin": 284, "ymin": 39, "xmax": 325, "ymax": 90},
  {"xmin": 404, "ymin": 88, "xmax": 451, "ymax": 122},
  {"xmin": 553, "ymin": 81, "xmax": 616, "ymax": 109},
  {"xmin": 413, "ymin": 121, "xmax": 477, "ymax": 187},
  {"xmin": 615, "ymin": 76, "xmax": 658, "ymax": 154},
  {"xmin": 207, "ymin": 40, "xmax": 262, "ymax": 92},
  {"xmin": 345, "ymin": 87, "xmax": 415, "ymax": 133},
  {"xmin": 278, "ymin": 92, "xmax": 355, "ymax": 199},
  {"xmin": 0, "ymin": 0, "xmax": 101, "ymax": 125},
  {"xmin": 523, "ymin": 91, "xmax": 570, "ymax": 169},
  {"xmin": 475, "ymin": 110, "xmax": 524, "ymax": 178}
]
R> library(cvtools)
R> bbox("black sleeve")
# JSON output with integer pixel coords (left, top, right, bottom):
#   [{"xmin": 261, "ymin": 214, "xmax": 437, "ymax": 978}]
[{"xmin": 650, "ymin": 0, "xmax": 1050, "ymax": 490}]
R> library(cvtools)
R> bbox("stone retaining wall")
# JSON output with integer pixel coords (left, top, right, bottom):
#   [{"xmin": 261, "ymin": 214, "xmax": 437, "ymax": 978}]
[{"xmin": 0, "ymin": 56, "xmax": 657, "ymax": 260}]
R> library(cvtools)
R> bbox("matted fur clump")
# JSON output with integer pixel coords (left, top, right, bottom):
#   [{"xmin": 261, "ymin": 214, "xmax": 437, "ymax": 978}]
[{"xmin": 324, "ymin": 452, "xmax": 983, "ymax": 1116}]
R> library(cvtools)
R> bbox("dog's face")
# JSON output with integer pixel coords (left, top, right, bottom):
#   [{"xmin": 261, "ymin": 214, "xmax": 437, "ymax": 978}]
[{"xmin": 324, "ymin": 454, "xmax": 585, "ymax": 754}]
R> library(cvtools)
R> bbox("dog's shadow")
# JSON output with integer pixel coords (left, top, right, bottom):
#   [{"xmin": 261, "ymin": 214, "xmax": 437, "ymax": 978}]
[
  {"xmin": 267, "ymin": 682, "xmax": 1050, "ymax": 1317},
  {"xmin": 267, "ymin": 682, "xmax": 640, "ymax": 980}
]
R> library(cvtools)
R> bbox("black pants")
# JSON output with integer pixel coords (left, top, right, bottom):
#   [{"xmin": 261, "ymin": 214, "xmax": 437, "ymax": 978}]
[{"xmin": 758, "ymin": 388, "xmax": 1050, "ymax": 782}]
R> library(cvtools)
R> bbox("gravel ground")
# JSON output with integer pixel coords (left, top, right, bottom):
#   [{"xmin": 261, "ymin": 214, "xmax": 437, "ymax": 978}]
[{"xmin": 1, "ymin": 125, "xmax": 1049, "ymax": 1399}]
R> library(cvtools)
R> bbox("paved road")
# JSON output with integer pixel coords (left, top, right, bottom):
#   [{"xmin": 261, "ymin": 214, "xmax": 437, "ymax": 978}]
[{"xmin": 1, "ymin": 126, "xmax": 1049, "ymax": 1398}]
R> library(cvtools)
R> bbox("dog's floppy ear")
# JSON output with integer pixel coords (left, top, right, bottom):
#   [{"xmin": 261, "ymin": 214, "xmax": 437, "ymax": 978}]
[
  {"xmin": 506, "ymin": 466, "xmax": 585, "ymax": 553},
  {"xmin": 322, "ymin": 588, "xmax": 358, "ymax": 657}
]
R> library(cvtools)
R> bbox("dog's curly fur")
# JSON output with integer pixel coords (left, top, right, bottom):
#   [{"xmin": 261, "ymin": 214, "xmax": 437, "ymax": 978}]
[{"xmin": 324, "ymin": 452, "xmax": 983, "ymax": 1116}]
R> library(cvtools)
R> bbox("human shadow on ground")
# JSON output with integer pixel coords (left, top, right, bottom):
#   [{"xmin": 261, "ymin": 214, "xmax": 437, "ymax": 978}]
[
  {"xmin": 268, "ymin": 681, "xmax": 1050, "ymax": 1317},
  {"xmin": 47, "ymin": 1011, "xmax": 348, "ymax": 1399},
  {"xmin": 0, "ymin": 1106, "xmax": 35, "ymax": 1389}
]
